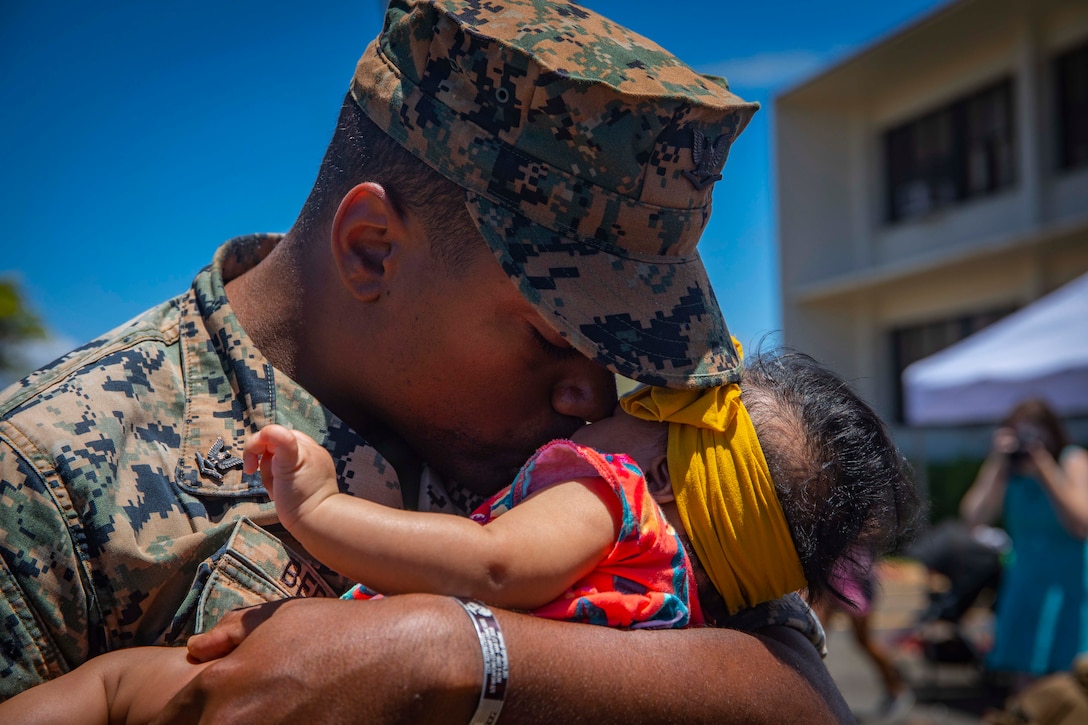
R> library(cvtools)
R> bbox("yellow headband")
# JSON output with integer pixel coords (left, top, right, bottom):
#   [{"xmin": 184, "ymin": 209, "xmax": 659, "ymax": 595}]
[{"xmin": 620, "ymin": 360, "xmax": 806, "ymax": 614}]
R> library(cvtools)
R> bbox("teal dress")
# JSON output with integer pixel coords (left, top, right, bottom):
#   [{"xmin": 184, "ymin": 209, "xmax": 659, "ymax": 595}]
[{"xmin": 988, "ymin": 447, "xmax": 1088, "ymax": 675}]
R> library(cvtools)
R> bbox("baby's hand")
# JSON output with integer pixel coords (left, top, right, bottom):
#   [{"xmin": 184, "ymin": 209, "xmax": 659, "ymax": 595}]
[{"xmin": 245, "ymin": 424, "xmax": 339, "ymax": 530}]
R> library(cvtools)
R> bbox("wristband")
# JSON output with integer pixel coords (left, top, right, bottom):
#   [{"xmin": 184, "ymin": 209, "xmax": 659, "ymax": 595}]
[{"xmin": 454, "ymin": 598, "xmax": 508, "ymax": 725}]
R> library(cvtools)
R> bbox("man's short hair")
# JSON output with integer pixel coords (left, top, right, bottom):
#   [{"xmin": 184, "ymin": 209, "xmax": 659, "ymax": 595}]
[{"xmin": 297, "ymin": 94, "xmax": 479, "ymax": 271}]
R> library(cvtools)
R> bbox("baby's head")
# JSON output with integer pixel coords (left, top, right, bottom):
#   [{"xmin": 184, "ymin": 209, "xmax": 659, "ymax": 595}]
[
  {"xmin": 730, "ymin": 351, "xmax": 919, "ymax": 611},
  {"xmin": 575, "ymin": 350, "xmax": 919, "ymax": 618}
]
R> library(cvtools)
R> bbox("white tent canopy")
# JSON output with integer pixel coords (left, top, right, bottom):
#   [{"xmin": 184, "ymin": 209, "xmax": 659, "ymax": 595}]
[{"xmin": 903, "ymin": 272, "xmax": 1088, "ymax": 426}]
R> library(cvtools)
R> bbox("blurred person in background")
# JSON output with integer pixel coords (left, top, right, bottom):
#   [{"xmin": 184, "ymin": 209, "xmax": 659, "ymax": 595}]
[
  {"xmin": 811, "ymin": 553, "xmax": 916, "ymax": 721},
  {"xmin": 907, "ymin": 518, "xmax": 1006, "ymax": 630},
  {"xmin": 960, "ymin": 398, "xmax": 1088, "ymax": 690},
  {"xmin": 902, "ymin": 518, "xmax": 1007, "ymax": 669}
]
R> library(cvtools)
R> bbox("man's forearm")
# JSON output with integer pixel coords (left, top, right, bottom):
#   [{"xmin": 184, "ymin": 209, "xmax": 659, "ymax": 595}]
[
  {"xmin": 495, "ymin": 607, "xmax": 846, "ymax": 723},
  {"xmin": 163, "ymin": 595, "xmax": 849, "ymax": 724}
]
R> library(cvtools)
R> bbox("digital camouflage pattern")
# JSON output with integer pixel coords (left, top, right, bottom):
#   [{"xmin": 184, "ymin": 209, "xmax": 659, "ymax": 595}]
[
  {"xmin": 724, "ymin": 592, "xmax": 828, "ymax": 658},
  {"xmin": 0, "ymin": 237, "xmax": 821, "ymax": 699},
  {"xmin": 0, "ymin": 236, "xmax": 442, "ymax": 696},
  {"xmin": 352, "ymin": 0, "xmax": 759, "ymax": 388},
  {"xmin": 0, "ymin": 2, "xmax": 817, "ymax": 699}
]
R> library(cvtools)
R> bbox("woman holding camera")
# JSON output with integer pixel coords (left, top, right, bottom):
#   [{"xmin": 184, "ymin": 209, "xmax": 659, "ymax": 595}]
[{"xmin": 960, "ymin": 398, "xmax": 1088, "ymax": 688}]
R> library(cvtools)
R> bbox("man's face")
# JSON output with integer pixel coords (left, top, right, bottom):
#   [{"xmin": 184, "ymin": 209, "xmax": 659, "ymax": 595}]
[{"xmin": 373, "ymin": 231, "xmax": 618, "ymax": 497}]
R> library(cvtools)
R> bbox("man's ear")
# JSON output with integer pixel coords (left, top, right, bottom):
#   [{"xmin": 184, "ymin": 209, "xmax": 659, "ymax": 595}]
[
  {"xmin": 645, "ymin": 454, "xmax": 674, "ymax": 504},
  {"xmin": 330, "ymin": 182, "xmax": 407, "ymax": 302}
]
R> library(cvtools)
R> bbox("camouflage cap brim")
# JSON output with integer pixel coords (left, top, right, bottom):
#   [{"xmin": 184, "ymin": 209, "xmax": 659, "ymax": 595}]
[
  {"xmin": 469, "ymin": 192, "xmax": 740, "ymax": 388},
  {"xmin": 352, "ymin": 0, "xmax": 756, "ymax": 388}
]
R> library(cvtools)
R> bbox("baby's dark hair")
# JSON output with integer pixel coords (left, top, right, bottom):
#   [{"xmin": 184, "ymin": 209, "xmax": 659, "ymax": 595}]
[{"xmin": 737, "ymin": 350, "xmax": 921, "ymax": 608}]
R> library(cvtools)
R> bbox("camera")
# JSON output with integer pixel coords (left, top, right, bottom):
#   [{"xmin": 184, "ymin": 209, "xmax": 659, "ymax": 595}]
[{"xmin": 1008, "ymin": 425, "xmax": 1046, "ymax": 462}]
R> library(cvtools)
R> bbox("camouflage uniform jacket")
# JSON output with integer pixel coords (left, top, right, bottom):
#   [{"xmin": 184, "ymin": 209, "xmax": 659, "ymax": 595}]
[
  {"xmin": 0, "ymin": 234, "xmax": 823, "ymax": 699},
  {"xmin": 0, "ymin": 235, "xmax": 442, "ymax": 696}
]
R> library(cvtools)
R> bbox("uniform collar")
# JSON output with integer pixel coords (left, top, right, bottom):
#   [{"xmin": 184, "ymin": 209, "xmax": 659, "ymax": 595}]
[
  {"xmin": 173, "ymin": 235, "xmax": 287, "ymax": 496},
  {"xmin": 174, "ymin": 236, "xmax": 401, "ymax": 508},
  {"xmin": 173, "ymin": 234, "xmax": 471, "ymax": 515}
]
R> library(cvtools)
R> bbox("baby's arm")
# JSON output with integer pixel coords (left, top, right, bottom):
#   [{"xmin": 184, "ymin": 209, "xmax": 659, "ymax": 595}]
[
  {"xmin": 0, "ymin": 646, "xmax": 208, "ymax": 725},
  {"xmin": 247, "ymin": 425, "xmax": 619, "ymax": 609}
]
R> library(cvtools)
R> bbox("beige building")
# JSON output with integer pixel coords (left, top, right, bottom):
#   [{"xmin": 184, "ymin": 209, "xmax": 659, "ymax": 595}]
[{"xmin": 775, "ymin": 0, "xmax": 1088, "ymax": 463}]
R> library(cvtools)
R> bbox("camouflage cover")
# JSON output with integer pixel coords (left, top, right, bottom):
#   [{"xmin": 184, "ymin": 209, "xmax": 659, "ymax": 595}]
[{"xmin": 352, "ymin": 0, "xmax": 760, "ymax": 388}]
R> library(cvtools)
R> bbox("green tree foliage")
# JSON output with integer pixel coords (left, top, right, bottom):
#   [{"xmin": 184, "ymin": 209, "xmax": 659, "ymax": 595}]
[
  {"xmin": 925, "ymin": 457, "xmax": 987, "ymax": 524},
  {"xmin": 0, "ymin": 278, "xmax": 46, "ymax": 374}
]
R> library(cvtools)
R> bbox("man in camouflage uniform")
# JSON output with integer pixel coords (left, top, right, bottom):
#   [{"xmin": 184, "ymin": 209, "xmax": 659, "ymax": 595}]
[{"xmin": 0, "ymin": 0, "xmax": 851, "ymax": 720}]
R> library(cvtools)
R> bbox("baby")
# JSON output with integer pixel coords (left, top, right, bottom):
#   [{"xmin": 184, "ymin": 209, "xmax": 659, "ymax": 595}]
[
  {"xmin": 248, "ymin": 348, "xmax": 913, "ymax": 629},
  {"xmin": 0, "ymin": 350, "xmax": 917, "ymax": 723}
]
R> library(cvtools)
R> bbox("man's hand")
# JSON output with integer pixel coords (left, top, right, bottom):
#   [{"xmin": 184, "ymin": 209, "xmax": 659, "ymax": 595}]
[
  {"xmin": 158, "ymin": 594, "xmax": 848, "ymax": 724},
  {"xmin": 185, "ymin": 600, "xmax": 287, "ymax": 663},
  {"xmin": 156, "ymin": 596, "xmax": 480, "ymax": 725}
]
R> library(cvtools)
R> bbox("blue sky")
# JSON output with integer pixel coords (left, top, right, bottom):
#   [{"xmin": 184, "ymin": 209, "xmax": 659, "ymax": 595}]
[{"xmin": 1, "ymin": 0, "xmax": 949, "ymax": 374}]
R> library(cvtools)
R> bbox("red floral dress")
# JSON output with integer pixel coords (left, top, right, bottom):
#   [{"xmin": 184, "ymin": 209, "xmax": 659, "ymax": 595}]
[{"xmin": 344, "ymin": 439, "xmax": 701, "ymax": 629}]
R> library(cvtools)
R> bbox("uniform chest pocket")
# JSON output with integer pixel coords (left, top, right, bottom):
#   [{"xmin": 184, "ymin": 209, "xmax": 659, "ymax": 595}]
[{"xmin": 167, "ymin": 517, "xmax": 338, "ymax": 641}]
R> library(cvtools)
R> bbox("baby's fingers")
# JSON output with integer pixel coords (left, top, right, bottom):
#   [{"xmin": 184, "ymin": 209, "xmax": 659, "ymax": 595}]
[
  {"xmin": 244, "ymin": 424, "xmax": 300, "ymax": 473},
  {"xmin": 243, "ymin": 428, "xmax": 276, "ymax": 474}
]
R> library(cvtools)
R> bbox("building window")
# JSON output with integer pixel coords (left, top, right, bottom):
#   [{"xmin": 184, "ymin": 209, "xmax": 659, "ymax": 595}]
[
  {"xmin": 890, "ymin": 306, "xmax": 1016, "ymax": 423},
  {"xmin": 1056, "ymin": 40, "xmax": 1088, "ymax": 172},
  {"xmin": 884, "ymin": 78, "xmax": 1016, "ymax": 223}
]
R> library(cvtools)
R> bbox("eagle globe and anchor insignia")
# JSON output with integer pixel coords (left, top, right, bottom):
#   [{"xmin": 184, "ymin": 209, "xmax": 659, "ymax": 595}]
[
  {"xmin": 682, "ymin": 129, "xmax": 731, "ymax": 190},
  {"xmin": 196, "ymin": 437, "xmax": 244, "ymax": 482}
]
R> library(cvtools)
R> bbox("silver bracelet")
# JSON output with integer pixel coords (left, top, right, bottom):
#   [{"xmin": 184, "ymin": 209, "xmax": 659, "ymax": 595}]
[{"xmin": 454, "ymin": 598, "xmax": 508, "ymax": 725}]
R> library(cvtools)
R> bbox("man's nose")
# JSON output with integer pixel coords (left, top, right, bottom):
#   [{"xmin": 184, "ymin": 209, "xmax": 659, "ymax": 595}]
[{"xmin": 551, "ymin": 359, "xmax": 617, "ymax": 423}]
